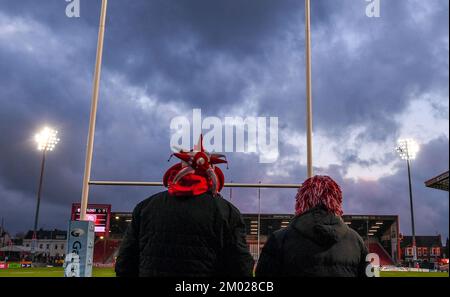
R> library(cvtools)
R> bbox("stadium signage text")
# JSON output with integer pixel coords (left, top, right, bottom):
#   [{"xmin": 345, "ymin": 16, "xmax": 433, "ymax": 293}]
[
  {"xmin": 65, "ymin": 220, "xmax": 95, "ymax": 277},
  {"xmin": 71, "ymin": 241, "xmax": 82, "ymax": 254},
  {"xmin": 70, "ymin": 228, "xmax": 85, "ymax": 237}
]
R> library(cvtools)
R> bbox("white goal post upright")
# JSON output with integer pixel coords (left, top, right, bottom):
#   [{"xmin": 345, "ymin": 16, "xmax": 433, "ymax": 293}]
[
  {"xmin": 80, "ymin": 0, "xmax": 108, "ymax": 221},
  {"xmin": 305, "ymin": 0, "xmax": 314, "ymax": 178}
]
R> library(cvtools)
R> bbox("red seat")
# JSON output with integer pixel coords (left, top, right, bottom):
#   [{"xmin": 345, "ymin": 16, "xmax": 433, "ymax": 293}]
[
  {"xmin": 368, "ymin": 242, "xmax": 394, "ymax": 266},
  {"xmin": 93, "ymin": 239, "xmax": 121, "ymax": 264}
]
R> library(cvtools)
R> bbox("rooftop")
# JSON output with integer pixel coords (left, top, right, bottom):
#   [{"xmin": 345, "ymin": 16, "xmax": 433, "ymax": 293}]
[
  {"xmin": 400, "ymin": 235, "xmax": 443, "ymax": 248},
  {"xmin": 425, "ymin": 171, "xmax": 449, "ymax": 191},
  {"xmin": 24, "ymin": 229, "xmax": 67, "ymax": 240}
]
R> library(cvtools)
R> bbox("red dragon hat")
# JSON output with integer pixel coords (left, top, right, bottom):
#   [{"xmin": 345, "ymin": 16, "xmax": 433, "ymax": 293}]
[{"xmin": 163, "ymin": 135, "xmax": 227, "ymax": 197}]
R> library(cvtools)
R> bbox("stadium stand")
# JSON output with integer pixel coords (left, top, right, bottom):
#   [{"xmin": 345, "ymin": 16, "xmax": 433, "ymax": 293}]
[
  {"xmin": 90, "ymin": 211, "xmax": 401, "ymax": 265},
  {"xmin": 425, "ymin": 171, "xmax": 449, "ymax": 191},
  {"xmin": 368, "ymin": 241, "xmax": 395, "ymax": 265},
  {"xmin": 93, "ymin": 239, "xmax": 120, "ymax": 264}
]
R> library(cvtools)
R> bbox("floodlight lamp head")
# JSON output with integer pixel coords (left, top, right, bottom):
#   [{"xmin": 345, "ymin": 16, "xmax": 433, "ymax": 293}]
[
  {"xmin": 396, "ymin": 138, "xmax": 419, "ymax": 160},
  {"xmin": 35, "ymin": 127, "xmax": 60, "ymax": 152}
]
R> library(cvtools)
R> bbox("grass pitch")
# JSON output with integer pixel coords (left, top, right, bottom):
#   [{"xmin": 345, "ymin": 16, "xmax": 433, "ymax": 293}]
[
  {"xmin": 0, "ymin": 266, "xmax": 115, "ymax": 277},
  {"xmin": 0, "ymin": 267, "xmax": 448, "ymax": 277},
  {"xmin": 380, "ymin": 271, "xmax": 448, "ymax": 277}
]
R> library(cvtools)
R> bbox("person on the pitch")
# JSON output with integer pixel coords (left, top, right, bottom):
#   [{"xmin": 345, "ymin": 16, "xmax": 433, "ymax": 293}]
[
  {"xmin": 115, "ymin": 136, "xmax": 254, "ymax": 277},
  {"xmin": 255, "ymin": 175, "xmax": 368, "ymax": 277}
]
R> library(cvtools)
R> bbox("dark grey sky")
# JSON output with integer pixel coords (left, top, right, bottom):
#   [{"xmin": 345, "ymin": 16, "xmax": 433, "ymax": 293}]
[{"xmin": 0, "ymin": 0, "xmax": 448, "ymax": 241}]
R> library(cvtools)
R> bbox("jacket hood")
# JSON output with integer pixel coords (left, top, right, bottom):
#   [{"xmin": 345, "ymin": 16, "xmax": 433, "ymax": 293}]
[{"xmin": 291, "ymin": 205, "xmax": 347, "ymax": 246}]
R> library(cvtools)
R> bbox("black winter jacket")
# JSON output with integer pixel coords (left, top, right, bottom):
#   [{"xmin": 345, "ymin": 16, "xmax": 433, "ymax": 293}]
[
  {"xmin": 255, "ymin": 206, "xmax": 368, "ymax": 277},
  {"xmin": 115, "ymin": 191, "xmax": 254, "ymax": 277}
]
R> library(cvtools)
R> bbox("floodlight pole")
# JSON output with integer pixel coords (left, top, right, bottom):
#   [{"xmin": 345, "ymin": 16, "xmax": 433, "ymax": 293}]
[
  {"xmin": 0, "ymin": 217, "xmax": 3, "ymax": 248},
  {"xmin": 80, "ymin": 0, "xmax": 108, "ymax": 221},
  {"xmin": 396, "ymin": 139, "xmax": 418, "ymax": 264},
  {"xmin": 305, "ymin": 0, "xmax": 314, "ymax": 178},
  {"xmin": 406, "ymin": 157, "xmax": 417, "ymax": 263},
  {"xmin": 257, "ymin": 181, "xmax": 261, "ymax": 261},
  {"xmin": 31, "ymin": 150, "xmax": 46, "ymax": 263}
]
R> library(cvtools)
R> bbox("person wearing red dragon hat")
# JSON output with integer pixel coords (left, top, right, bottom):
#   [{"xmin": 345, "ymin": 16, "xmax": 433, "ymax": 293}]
[
  {"xmin": 115, "ymin": 135, "xmax": 254, "ymax": 277},
  {"xmin": 255, "ymin": 175, "xmax": 368, "ymax": 277}
]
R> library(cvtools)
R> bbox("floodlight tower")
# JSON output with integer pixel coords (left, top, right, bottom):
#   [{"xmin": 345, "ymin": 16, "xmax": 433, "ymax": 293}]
[
  {"xmin": 396, "ymin": 138, "xmax": 419, "ymax": 263},
  {"xmin": 32, "ymin": 127, "xmax": 60, "ymax": 262}
]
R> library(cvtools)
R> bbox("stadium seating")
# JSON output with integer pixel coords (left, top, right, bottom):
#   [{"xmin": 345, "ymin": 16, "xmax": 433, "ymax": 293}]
[
  {"xmin": 368, "ymin": 242, "xmax": 394, "ymax": 266},
  {"xmin": 93, "ymin": 239, "xmax": 121, "ymax": 264}
]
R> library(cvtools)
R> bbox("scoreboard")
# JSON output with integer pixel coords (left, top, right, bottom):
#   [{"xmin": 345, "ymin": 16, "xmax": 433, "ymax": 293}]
[{"xmin": 71, "ymin": 203, "xmax": 111, "ymax": 237}]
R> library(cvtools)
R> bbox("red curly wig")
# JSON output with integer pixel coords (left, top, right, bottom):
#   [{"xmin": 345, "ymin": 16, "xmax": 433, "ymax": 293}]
[{"xmin": 295, "ymin": 175, "xmax": 343, "ymax": 216}]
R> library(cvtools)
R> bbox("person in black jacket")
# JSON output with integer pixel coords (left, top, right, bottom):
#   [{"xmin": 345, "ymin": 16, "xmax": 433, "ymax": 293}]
[
  {"xmin": 115, "ymin": 136, "xmax": 254, "ymax": 277},
  {"xmin": 255, "ymin": 175, "xmax": 368, "ymax": 277}
]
